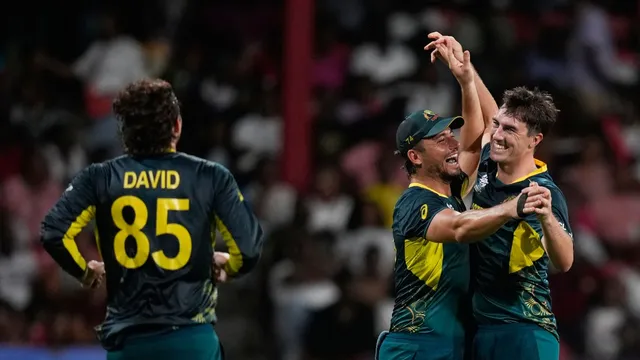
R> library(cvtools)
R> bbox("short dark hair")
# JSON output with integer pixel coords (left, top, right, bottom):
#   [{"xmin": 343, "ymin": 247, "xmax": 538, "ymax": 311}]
[
  {"xmin": 395, "ymin": 143, "xmax": 424, "ymax": 177},
  {"xmin": 502, "ymin": 87, "xmax": 559, "ymax": 136},
  {"xmin": 113, "ymin": 79, "xmax": 180, "ymax": 155}
]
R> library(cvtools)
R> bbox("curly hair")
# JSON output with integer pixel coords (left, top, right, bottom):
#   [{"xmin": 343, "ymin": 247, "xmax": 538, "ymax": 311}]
[
  {"xmin": 113, "ymin": 79, "xmax": 180, "ymax": 155},
  {"xmin": 502, "ymin": 87, "xmax": 559, "ymax": 136}
]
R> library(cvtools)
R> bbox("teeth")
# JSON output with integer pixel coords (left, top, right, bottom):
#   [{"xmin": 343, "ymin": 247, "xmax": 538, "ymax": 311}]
[{"xmin": 494, "ymin": 143, "xmax": 505, "ymax": 150}]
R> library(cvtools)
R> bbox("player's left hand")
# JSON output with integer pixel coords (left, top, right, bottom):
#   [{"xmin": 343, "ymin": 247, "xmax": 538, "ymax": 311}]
[
  {"xmin": 81, "ymin": 260, "xmax": 105, "ymax": 289},
  {"xmin": 212, "ymin": 252, "xmax": 230, "ymax": 283},
  {"xmin": 520, "ymin": 182, "xmax": 552, "ymax": 220}
]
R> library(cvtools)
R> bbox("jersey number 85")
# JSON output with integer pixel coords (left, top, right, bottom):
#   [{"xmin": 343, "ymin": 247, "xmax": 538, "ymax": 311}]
[{"xmin": 111, "ymin": 196, "xmax": 192, "ymax": 271}]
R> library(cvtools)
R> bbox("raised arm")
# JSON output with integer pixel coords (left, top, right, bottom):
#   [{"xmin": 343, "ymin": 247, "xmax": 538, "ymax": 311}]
[
  {"xmin": 433, "ymin": 42, "xmax": 484, "ymax": 181},
  {"xmin": 426, "ymin": 33, "xmax": 499, "ymax": 148},
  {"xmin": 211, "ymin": 163, "xmax": 264, "ymax": 279}
]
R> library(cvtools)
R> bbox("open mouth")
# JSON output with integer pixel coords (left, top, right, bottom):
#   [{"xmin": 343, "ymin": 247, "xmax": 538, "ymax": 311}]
[
  {"xmin": 445, "ymin": 153, "xmax": 458, "ymax": 165},
  {"xmin": 493, "ymin": 141, "xmax": 507, "ymax": 151}
]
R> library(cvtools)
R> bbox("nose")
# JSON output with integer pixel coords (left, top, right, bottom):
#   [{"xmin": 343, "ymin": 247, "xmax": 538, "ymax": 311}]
[
  {"xmin": 492, "ymin": 126, "xmax": 504, "ymax": 141},
  {"xmin": 448, "ymin": 136, "xmax": 459, "ymax": 150}
]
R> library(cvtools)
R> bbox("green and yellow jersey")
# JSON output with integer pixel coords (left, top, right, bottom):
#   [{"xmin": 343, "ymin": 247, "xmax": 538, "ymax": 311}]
[
  {"xmin": 40, "ymin": 153, "xmax": 264, "ymax": 350},
  {"xmin": 390, "ymin": 175, "xmax": 470, "ymax": 339},
  {"xmin": 470, "ymin": 144, "xmax": 572, "ymax": 339}
]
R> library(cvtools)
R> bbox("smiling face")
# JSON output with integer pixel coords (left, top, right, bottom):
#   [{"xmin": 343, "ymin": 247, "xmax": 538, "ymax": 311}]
[
  {"xmin": 406, "ymin": 128, "xmax": 460, "ymax": 182},
  {"xmin": 490, "ymin": 106, "xmax": 543, "ymax": 165}
]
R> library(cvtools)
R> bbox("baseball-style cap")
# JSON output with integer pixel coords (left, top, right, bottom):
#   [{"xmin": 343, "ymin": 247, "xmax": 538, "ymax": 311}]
[{"xmin": 395, "ymin": 109, "xmax": 464, "ymax": 155}]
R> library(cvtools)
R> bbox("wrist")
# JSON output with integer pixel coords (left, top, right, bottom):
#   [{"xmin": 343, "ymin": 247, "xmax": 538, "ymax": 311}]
[
  {"xmin": 538, "ymin": 213, "xmax": 554, "ymax": 226},
  {"xmin": 497, "ymin": 201, "xmax": 515, "ymax": 220},
  {"xmin": 459, "ymin": 79, "xmax": 475, "ymax": 89}
]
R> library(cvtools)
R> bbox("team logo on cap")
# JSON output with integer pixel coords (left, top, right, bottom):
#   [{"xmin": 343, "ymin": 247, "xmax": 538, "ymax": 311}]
[{"xmin": 423, "ymin": 110, "xmax": 439, "ymax": 121}]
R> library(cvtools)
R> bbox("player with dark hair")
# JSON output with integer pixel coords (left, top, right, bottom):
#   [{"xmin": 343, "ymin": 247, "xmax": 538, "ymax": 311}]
[
  {"xmin": 426, "ymin": 34, "xmax": 574, "ymax": 360},
  {"xmin": 376, "ymin": 43, "xmax": 547, "ymax": 360},
  {"xmin": 40, "ymin": 79, "xmax": 264, "ymax": 360}
]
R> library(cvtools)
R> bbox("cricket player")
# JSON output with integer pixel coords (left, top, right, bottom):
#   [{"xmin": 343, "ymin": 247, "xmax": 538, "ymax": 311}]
[{"xmin": 40, "ymin": 79, "xmax": 264, "ymax": 360}]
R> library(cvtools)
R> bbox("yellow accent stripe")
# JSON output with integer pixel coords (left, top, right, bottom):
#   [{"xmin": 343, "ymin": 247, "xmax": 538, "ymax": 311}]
[
  {"xmin": 94, "ymin": 225, "xmax": 102, "ymax": 260},
  {"xmin": 214, "ymin": 216, "xmax": 243, "ymax": 275},
  {"xmin": 404, "ymin": 237, "xmax": 443, "ymax": 290},
  {"xmin": 409, "ymin": 182, "xmax": 449, "ymax": 198},
  {"xmin": 62, "ymin": 206, "xmax": 96, "ymax": 271},
  {"xmin": 509, "ymin": 221, "xmax": 545, "ymax": 273},
  {"xmin": 509, "ymin": 159, "xmax": 548, "ymax": 184}
]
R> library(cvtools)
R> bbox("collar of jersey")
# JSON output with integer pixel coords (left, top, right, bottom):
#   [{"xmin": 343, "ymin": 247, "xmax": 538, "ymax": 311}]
[
  {"xmin": 408, "ymin": 182, "xmax": 449, "ymax": 198},
  {"xmin": 498, "ymin": 158, "xmax": 548, "ymax": 185}
]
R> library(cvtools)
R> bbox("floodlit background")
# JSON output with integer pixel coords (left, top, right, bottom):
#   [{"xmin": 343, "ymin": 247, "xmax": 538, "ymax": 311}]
[{"xmin": 1, "ymin": 0, "xmax": 640, "ymax": 359}]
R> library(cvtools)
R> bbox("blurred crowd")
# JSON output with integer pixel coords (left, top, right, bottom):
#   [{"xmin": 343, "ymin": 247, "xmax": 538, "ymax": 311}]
[{"xmin": 1, "ymin": 0, "xmax": 640, "ymax": 359}]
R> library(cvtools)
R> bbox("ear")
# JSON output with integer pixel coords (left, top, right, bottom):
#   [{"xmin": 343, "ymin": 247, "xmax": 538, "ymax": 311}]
[
  {"xmin": 407, "ymin": 149, "xmax": 423, "ymax": 166},
  {"xmin": 531, "ymin": 133, "xmax": 543, "ymax": 148},
  {"xmin": 174, "ymin": 116, "xmax": 182, "ymax": 137}
]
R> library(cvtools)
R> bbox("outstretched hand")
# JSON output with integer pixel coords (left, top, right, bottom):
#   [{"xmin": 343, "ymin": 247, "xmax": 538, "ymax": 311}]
[{"xmin": 424, "ymin": 32, "xmax": 464, "ymax": 66}]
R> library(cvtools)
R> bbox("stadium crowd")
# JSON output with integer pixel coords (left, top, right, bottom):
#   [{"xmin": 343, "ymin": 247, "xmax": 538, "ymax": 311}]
[{"xmin": 1, "ymin": 0, "xmax": 640, "ymax": 359}]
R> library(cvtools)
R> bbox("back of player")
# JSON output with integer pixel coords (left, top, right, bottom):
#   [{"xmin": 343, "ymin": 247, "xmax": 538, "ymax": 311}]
[{"xmin": 40, "ymin": 80, "xmax": 264, "ymax": 360}]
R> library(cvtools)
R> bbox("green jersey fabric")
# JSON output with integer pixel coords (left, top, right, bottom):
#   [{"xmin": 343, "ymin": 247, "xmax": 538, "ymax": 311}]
[
  {"xmin": 470, "ymin": 144, "xmax": 573, "ymax": 339},
  {"xmin": 389, "ymin": 174, "xmax": 471, "ymax": 339}
]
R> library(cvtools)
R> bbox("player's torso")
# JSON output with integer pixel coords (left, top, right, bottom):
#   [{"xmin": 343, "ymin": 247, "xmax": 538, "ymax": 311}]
[
  {"xmin": 471, "ymin": 168, "xmax": 557, "ymax": 336},
  {"xmin": 92, "ymin": 153, "xmax": 219, "ymax": 339},
  {"xmin": 390, "ymin": 186, "xmax": 469, "ymax": 337}
]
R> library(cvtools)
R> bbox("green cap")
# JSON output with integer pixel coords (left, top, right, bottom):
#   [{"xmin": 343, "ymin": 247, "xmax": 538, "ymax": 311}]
[{"xmin": 395, "ymin": 109, "xmax": 464, "ymax": 155}]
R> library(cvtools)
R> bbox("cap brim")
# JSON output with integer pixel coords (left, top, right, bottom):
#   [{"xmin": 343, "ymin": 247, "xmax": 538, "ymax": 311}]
[{"xmin": 425, "ymin": 116, "xmax": 464, "ymax": 138}]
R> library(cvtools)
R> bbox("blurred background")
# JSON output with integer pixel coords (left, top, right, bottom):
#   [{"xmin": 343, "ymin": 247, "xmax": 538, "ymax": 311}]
[{"xmin": 0, "ymin": 0, "xmax": 640, "ymax": 359}]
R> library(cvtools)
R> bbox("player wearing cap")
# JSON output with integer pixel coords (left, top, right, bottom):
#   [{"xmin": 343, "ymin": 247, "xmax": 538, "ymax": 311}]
[
  {"xmin": 375, "ymin": 43, "xmax": 547, "ymax": 360},
  {"xmin": 425, "ymin": 33, "xmax": 574, "ymax": 360}
]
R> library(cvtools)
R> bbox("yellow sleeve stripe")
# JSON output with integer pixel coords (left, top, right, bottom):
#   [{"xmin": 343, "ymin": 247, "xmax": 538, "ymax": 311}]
[
  {"xmin": 93, "ymin": 225, "xmax": 102, "ymax": 260},
  {"xmin": 214, "ymin": 216, "xmax": 243, "ymax": 275},
  {"xmin": 62, "ymin": 206, "xmax": 96, "ymax": 271}
]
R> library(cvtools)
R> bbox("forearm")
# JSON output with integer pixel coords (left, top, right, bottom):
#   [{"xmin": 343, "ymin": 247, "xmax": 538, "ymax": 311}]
[
  {"xmin": 459, "ymin": 80, "xmax": 484, "ymax": 151},
  {"xmin": 453, "ymin": 203, "xmax": 512, "ymax": 243},
  {"xmin": 40, "ymin": 233, "xmax": 87, "ymax": 280},
  {"xmin": 540, "ymin": 216, "xmax": 574, "ymax": 272},
  {"xmin": 473, "ymin": 67, "xmax": 499, "ymax": 128}
]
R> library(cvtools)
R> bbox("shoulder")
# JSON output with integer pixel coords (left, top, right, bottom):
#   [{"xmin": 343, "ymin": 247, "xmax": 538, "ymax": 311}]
[
  {"xmin": 533, "ymin": 175, "xmax": 566, "ymax": 202},
  {"xmin": 395, "ymin": 187, "xmax": 449, "ymax": 219},
  {"xmin": 72, "ymin": 162, "xmax": 109, "ymax": 182}
]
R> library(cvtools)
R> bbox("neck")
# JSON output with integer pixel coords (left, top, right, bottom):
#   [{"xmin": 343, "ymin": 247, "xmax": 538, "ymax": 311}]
[
  {"xmin": 497, "ymin": 155, "xmax": 538, "ymax": 184},
  {"xmin": 409, "ymin": 173, "xmax": 452, "ymax": 196}
]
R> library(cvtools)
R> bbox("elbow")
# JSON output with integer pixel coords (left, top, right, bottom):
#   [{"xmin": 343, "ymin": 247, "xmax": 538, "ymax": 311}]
[
  {"xmin": 555, "ymin": 256, "xmax": 574, "ymax": 273},
  {"xmin": 552, "ymin": 251, "xmax": 574, "ymax": 273}
]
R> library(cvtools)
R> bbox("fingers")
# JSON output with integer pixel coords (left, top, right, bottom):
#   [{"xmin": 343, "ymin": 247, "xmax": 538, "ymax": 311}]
[
  {"xmin": 214, "ymin": 252, "xmax": 230, "ymax": 266},
  {"xmin": 431, "ymin": 49, "xmax": 438, "ymax": 63},
  {"xmin": 428, "ymin": 32, "xmax": 443, "ymax": 40},
  {"xmin": 424, "ymin": 38, "xmax": 448, "ymax": 51},
  {"xmin": 216, "ymin": 269, "xmax": 228, "ymax": 283},
  {"xmin": 88, "ymin": 260, "xmax": 105, "ymax": 275},
  {"xmin": 463, "ymin": 50, "xmax": 471, "ymax": 67}
]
